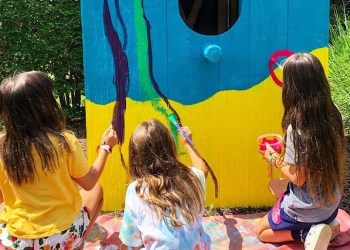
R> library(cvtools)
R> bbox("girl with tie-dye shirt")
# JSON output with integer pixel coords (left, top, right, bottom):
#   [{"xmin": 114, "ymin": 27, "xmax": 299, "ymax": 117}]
[{"xmin": 119, "ymin": 119, "xmax": 211, "ymax": 250}]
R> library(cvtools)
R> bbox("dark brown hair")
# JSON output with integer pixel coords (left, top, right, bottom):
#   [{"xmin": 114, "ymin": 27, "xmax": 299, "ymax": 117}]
[
  {"xmin": 282, "ymin": 53, "xmax": 346, "ymax": 204},
  {"xmin": 129, "ymin": 119, "xmax": 205, "ymax": 227},
  {"xmin": 0, "ymin": 71, "xmax": 70, "ymax": 185}
]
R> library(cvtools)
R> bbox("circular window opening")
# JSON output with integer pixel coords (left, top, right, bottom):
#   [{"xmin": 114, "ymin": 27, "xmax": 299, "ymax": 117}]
[{"xmin": 179, "ymin": 0, "xmax": 239, "ymax": 36}]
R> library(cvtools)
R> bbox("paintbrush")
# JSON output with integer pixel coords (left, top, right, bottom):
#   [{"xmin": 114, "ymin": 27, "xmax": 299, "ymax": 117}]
[{"xmin": 168, "ymin": 114, "xmax": 194, "ymax": 146}]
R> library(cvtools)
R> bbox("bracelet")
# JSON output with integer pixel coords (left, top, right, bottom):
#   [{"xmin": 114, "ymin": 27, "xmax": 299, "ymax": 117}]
[
  {"xmin": 96, "ymin": 144, "xmax": 112, "ymax": 154},
  {"xmin": 267, "ymin": 152, "xmax": 280, "ymax": 166}
]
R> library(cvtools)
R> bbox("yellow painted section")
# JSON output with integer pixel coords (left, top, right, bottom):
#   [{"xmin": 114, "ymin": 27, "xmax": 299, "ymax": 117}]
[{"xmin": 85, "ymin": 48, "xmax": 328, "ymax": 211}]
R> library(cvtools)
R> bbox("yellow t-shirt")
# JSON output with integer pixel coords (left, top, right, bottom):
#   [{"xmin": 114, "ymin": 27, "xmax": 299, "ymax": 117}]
[{"xmin": 0, "ymin": 132, "xmax": 89, "ymax": 238}]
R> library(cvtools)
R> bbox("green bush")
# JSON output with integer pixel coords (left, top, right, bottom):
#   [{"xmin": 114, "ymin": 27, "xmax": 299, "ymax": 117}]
[
  {"xmin": 0, "ymin": 0, "xmax": 84, "ymax": 113},
  {"xmin": 329, "ymin": 5, "xmax": 350, "ymax": 134}
]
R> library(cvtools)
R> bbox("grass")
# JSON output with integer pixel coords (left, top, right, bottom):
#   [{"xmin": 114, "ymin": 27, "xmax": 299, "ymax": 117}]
[{"xmin": 329, "ymin": 4, "xmax": 350, "ymax": 134}]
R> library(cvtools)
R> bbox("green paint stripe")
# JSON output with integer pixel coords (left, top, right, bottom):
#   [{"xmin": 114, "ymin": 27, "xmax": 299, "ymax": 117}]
[
  {"xmin": 133, "ymin": 1, "xmax": 179, "ymax": 145},
  {"xmin": 134, "ymin": 0, "xmax": 157, "ymax": 99}
]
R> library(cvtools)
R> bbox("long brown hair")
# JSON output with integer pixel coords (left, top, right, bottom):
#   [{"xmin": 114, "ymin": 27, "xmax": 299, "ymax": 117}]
[
  {"xmin": 0, "ymin": 71, "xmax": 70, "ymax": 185},
  {"xmin": 129, "ymin": 119, "xmax": 205, "ymax": 227},
  {"xmin": 282, "ymin": 53, "xmax": 346, "ymax": 204}
]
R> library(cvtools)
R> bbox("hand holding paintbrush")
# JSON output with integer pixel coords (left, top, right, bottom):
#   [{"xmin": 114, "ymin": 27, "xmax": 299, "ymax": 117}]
[{"xmin": 168, "ymin": 114, "xmax": 219, "ymax": 197}]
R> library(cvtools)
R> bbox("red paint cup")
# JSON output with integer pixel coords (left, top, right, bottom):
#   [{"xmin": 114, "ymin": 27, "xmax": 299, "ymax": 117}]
[{"xmin": 257, "ymin": 134, "xmax": 283, "ymax": 153}]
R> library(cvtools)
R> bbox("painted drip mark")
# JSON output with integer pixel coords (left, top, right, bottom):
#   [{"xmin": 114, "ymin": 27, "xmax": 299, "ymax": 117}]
[
  {"xmin": 104, "ymin": 0, "xmax": 129, "ymax": 167},
  {"xmin": 141, "ymin": 0, "xmax": 182, "ymax": 126},
  {"xmin": 103, "ymin": 0, "xmax": 218, "ymax": 197},
  {"xmin": 141, "ymin": 0, "xmax": 218, "ymax": 197}
]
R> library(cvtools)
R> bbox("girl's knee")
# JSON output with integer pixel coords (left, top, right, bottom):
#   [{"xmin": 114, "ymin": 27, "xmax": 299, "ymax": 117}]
[
  {"xmin": 254, "ymin": 219, "xmax": 268, "ymax": 240},
  {"xmin": 254, "ymin": 224, "xmax": 263, "ymax": 238},
  {"xmin": 255, "ymin": 226, "xmax": 268, "ymax": 242}
]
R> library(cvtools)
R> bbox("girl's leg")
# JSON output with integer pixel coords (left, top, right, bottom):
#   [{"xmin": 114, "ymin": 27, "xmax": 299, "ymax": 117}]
[
  {"xmin": 79, "ymin": 183, "xmax": 104, "ymax": 243},
  {"xmin": 255, "ymin": 213, "xmax": 294, "ymax": 243}
]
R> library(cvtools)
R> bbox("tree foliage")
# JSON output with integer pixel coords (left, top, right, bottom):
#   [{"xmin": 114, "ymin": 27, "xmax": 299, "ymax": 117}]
[{"xmin": 0, "ymin": 0, "xmax": 84, "ymax": 111}]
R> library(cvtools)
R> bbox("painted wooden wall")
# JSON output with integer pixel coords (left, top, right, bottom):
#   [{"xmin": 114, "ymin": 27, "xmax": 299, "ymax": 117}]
[{"xmin": 81, "ymin": 0, "xmax": 330, "ymax": 211}]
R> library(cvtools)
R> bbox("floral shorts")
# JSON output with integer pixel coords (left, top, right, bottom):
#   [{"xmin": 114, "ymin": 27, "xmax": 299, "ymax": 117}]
[{"xmin": 0, "ymin": 206, "xmax": 90, "ymax": 250}]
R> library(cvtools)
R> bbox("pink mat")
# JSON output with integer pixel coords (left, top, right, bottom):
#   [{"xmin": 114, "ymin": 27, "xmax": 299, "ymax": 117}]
[{"xmin": 83, "ymin": 209, "xmax": 350, "ymax": 249}]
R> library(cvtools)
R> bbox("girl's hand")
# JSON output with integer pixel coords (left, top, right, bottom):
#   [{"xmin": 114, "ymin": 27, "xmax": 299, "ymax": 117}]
[
  {"xmin": 101, "ymin": 128, "xmax": 118, "ymax": 148},
  {"xmin": 262, "ymin": 143, "xmax": 276, "ymax": 158},
  {"xmin": 178, "ymin": 126, "xmax": 192, "ymax": 145},
  {"xmin": 261, "ymin": 143, "xmax": 281, "ymax": 168},
  {"xmin": 178, "ymin": 126, "xmax": 208, "ymax": 178}
]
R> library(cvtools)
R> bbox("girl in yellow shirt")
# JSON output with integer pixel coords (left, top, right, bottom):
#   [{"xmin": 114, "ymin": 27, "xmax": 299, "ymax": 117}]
[{"xmin": 0, "ymin": 71, "xmax": 118, "ymax": 249}]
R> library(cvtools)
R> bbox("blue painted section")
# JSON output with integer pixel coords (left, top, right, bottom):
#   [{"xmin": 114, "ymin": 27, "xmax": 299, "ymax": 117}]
[
  {"xmin": 166, "ymin": 0, "xmax": 219, "ymax": 104},
  {"xmin": 287, "ymin": 1, "xmax": 330, "ymax": 52},
  {"xmin": 143, "ymin": 0, "xmax": 168, "ymax": 98},
  {"xmin": 81, "ymin": 0, "xmax": 329, "ymax": 105},
  {"xmin": 247, "ymin": 0, "xmax": 288, "ymax": 86},
  {"xmin": 219, "ymin": 0, "xmax": 250, "ymax": 90},
  {"xmin": 81, "ymin": 0, "xmax": 140, "ymax": 101}
]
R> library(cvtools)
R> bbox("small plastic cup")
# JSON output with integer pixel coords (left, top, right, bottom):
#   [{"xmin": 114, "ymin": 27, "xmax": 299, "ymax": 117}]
[{"xmin": 257, "ymin": 133, "xmax": 283, "ymax": 153}]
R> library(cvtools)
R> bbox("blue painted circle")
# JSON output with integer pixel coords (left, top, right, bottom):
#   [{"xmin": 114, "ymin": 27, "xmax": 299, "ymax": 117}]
[{"xmin": 203, "ymin": 44, "xmax": 223, "ymax": 63}]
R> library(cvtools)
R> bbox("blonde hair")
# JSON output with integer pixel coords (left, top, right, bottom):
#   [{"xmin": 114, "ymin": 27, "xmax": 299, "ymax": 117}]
[{"xmin": 128, "ymin": 119, "xmax": 205, "ymax": 227}]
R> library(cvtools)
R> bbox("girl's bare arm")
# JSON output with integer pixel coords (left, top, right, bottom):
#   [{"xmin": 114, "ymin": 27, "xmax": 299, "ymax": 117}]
[
  {"xmin": 74, "ymin": 128, "xmax": 118, "ymax": 190},
  {"xmin": 262, "ymin": 143, "xmax": 306, "ymax": 186},
  {"xmin": 180, "ymin": 127, "xmax": 208, "ymax": 178},
  {"xmin": 277, "ymin": 161, "xmax": 306, "ymax": 186}
]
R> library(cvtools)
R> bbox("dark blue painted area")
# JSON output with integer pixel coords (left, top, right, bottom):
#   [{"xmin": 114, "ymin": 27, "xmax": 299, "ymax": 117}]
[{"xmin": 81, "ymin": 0, "xmax": 329, "ymax": 105}]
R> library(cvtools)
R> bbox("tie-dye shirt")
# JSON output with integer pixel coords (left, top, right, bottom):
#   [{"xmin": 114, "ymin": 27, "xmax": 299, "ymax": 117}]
[{"xmin": 119, "ymin": 167, "xmax": 211, "ymax": 250}]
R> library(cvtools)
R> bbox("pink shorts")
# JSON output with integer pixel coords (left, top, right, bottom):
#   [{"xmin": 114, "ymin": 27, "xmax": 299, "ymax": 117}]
[{"xmin": 0, "ymin": 206, "xmax": 90, "ymax": 249}]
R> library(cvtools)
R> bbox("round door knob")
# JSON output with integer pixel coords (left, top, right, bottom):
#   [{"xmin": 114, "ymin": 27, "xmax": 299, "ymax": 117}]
[{"xmin": 203, "ymin": 44, "xmax": 222, "ymax": 63}]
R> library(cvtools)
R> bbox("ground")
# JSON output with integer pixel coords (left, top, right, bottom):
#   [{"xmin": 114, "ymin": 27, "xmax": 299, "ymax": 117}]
[{"xmin": 67, "ymin": 118, "xmax": 350, "ymax": 215}]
